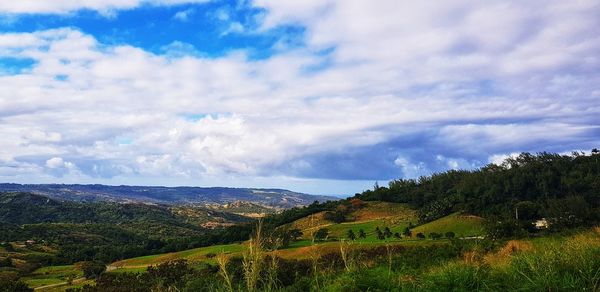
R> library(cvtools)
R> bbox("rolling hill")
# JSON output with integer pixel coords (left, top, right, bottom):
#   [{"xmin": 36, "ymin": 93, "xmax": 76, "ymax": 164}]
[{"xmin": 0, "ymin": 183, "xmax": 337, "ymax": 209}]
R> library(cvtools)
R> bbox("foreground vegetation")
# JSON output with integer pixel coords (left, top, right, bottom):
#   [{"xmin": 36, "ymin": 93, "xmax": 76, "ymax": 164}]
[{"xmin": 61, "ymin": 226, "xmax": 599, "ymax": 291}]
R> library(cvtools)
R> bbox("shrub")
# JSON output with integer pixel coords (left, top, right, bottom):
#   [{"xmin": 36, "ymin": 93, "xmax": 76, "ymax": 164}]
[{"xmin": 75, "ymin": 261, "xmax": 106, "ymax": 279}]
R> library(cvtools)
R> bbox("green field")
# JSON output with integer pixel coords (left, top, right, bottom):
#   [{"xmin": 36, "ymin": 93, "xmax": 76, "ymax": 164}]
[
  {"xmin": 111, "ymin": 243, "xmax": 244, "ymax": 268},
  {"xmin": 20, "ymin": 264, "xmax": 82, "ymax": 289},
  {"xmin": 108, "ymin": 203, "xmax": 485, "ymax": 270},
  {"xmin": 411, "ymin": 212, "xmax": 485, "ymax": 237}
]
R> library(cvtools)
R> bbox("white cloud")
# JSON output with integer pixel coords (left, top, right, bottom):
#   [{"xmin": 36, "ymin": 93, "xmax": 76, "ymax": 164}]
[
  {"xmin": 0, "ymin": 0, "xmax": 599, "ymax": 193},
  {"xmin": 173, "ymin": 8, "xmax": 194, "ymax": 21},
  {"xmin": 45, "ymin": 157, "xmax": 65, "ymax": 168},
  {"xmin": 488, "ymin": 153, "xmax": 520, "ymax": 166}
]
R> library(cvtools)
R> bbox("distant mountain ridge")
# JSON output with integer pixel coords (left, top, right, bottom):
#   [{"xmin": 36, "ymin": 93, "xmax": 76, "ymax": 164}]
[{"xmin": 0, "ymin": 183, "xmax": 338, "ymax": 209}]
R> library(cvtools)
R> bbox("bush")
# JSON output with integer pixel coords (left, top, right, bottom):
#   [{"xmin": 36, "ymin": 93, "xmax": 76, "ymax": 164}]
[{"xmin": 75, "ymin": 261, "xmax": 106, "ymax": 279}]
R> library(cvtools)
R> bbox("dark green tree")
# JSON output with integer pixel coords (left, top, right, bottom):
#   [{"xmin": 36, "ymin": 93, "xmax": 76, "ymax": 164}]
[
  {"xmin": 402, "ymin": 227, "xmax": 412, "ymax": 237},
  {"xmin": 76, "ymin": 261, "xmax": 106, "ymax": 279},
  {"xmin": 347, "ymin": 229, "xmax": 356, "ymax": 240},
  {"xmin": 313, "ymin": 228, "xmax": 329, "ymax": 241},
  {"xmin": 289, "ymin": 229, "xmax": 303, "ymax": 241},
  {"xmin": 358, "ymin": 229, "xmax": 366, "ymax": 239},
  {"xmin": 383, "ymin": 227, "xmax": 392, "ymax": 238}
]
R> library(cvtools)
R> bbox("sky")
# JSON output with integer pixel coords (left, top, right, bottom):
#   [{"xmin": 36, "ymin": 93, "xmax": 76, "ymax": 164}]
[{"xmin": 0, "ymin": 0, "xmax": 599, "ymax": 195}]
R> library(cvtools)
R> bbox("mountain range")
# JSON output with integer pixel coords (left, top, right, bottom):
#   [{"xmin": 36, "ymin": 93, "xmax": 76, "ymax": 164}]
[{"xmin": 0, "ymin": 183, "xmax": 337, "ymax": 209}]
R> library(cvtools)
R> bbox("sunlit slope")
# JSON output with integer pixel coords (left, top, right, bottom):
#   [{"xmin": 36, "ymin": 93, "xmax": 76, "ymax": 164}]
[
  {"xmin": 411, "ymin": 212, "xmax": 485, "ymax": 237},
  {"xmin": 286, "ymin": 201, "xmax": 418, "ymax": 241},
  {"xmin": 110, "ymin": 243, "xmax": 244, "ymax": 270}
]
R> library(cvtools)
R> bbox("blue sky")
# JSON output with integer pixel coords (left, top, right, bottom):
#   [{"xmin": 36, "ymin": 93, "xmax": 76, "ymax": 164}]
[{"xmin": 0, "ymin": 0, "xmax": 599, "ymax": 195}]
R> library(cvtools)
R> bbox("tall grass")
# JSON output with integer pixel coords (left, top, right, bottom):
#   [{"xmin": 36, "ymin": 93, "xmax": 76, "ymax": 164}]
[
  {"xmin": 415, "ymin": 230, "xmax": 600, "ymax": 291},
  {"xmin": 242, "ymin": 220, "xmax": 265, "ymax": 292},
  {"xmin": 339, "ymin": 239, "xmax": 353, "ymax": 272},
  {"xmin": 505, "ymin": 233, "xmax": 600, "ymax": 290},
  {"xmin": 216, "ymin": 253, "xmax": 233, "ymax": 292}
]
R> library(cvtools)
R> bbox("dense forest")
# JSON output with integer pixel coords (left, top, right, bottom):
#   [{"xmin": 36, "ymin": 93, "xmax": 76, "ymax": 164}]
[{"xmin": 356, "ymin": 151, "xmax": 600, "ymax": 232}]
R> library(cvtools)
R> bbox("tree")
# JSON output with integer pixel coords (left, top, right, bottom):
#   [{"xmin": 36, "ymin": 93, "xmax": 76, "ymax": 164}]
[
  {"xmin": 289, "ymin": 229, "xmax": 303, "ymax": 241},
  {"xmin": 383, "ymin": 227, "xmax": 392, "ymax": 238},
  {"xmin": 358, "ymin": 229, "xmax": 367, "ymax": 239},
  {"xmin": 393, "ymin": 232, "xmax": 401, "ymax": 239},
  {"xmin": 416, "ymin": 232, "xmax": 425, "ymax": 239},
  {"xmin": 402, "ymin": 227, "xmax": 412, "ymax": 237},
  {"xmin": 347, "ymin": 229, "xmax": 356, "ymax": 240},
  {"xmin": 314, "ymin": 228, "xmax": 329, "ymax": 241},
  {"xmin": 75, "ymin": 261, "xmax": 106, "ymax": 279},
  {"xmin": 324, "ymin": 211, "xmax": 346, "ymax": 223},
  {"xmin": 376, "ymin": 228, "xmax": 385, "ymax": 240},
  {"xmin": 445, "ymin": 231, "xmax": 455, "ymax": 239}
]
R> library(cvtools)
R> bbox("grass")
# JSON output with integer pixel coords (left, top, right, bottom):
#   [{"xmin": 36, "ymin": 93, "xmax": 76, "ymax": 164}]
[
  {"xmin": 411, "ymin": 212, "xmax": 485, "ymax": 237},
  {"xmin": 21, "ymin": 264, "xmax": 82, "ymax": 289},
  {"xmin": 287, "ymin": 201, "xmax": 418, "ymax": 241},
  {"xmin": 316, "ymin": 227, "xmax": 600, "ymax": 291},
  {"xmin": 110, "ymin": 243, "xmax": 244, "ymax": 268}
]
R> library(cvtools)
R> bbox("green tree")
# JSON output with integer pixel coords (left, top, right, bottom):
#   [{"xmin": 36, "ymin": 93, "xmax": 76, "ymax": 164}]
[
  {"xmin": 76, "ymin": 261, "xmax": 106, "ymax": 279},
  {"xmin": 347, "ymin": 229, "xmax": 356, "ymax": 240},
  {"xmin": 402, "ymin": 227, "xmax": 412, "ymax": 237},
  {"xmin": 383, "ymin": 227, "xmax": 392, "ymax": 238},
  {"xmin": 416, "ymin": 232, "xmax": 425, "ymax": 239},
  {"xmin": 358, "ymin": 229, "xmax": 366, "ymax": 239},
  {"xmin": 289, "ymin": 229, "xmax": 303, "ymax": 241},
  {"xmin": 445, "ymin": 231, "xmax": 455, "ymax": 239},
  {"xmin": 313, "ymin": 228, "xmax": 329, "ymax": 241}
]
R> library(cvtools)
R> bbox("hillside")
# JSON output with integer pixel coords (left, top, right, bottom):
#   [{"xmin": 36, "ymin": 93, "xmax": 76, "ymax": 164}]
[
  {"xmin": 285, "ymin": 201, "xmax": 418, "ymax": 240},
  {"xmin": 411, "ymin": 212, "xmax": 484, "ymax": 238},
  {"xmin": 0, "ymin": 183, "xmax": 337, "ymax": 209},
  {"xmin": 356, "ymin": 152, "xmax": 600, "ymax": 227},
  {"xmin": 0, "ymin": 192, "xmax": 250, "ymax": 229},
  {"xmin": 0, "ymin": 192, "xmax": 254, "ymax": 267}
]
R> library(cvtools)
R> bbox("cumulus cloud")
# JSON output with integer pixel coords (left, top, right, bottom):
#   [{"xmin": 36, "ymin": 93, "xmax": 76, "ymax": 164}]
[{"xmin": 0, "ymin": 1, "xmax": 599, "ymax": 194}]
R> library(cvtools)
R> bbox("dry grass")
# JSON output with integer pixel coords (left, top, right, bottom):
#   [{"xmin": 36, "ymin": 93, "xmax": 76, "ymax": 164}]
[
  {"xmin": 242, "ymin": 220, "xmax": 265, "ymax": 292},
  {"xmin": 216, "ymin": 253, "xmax": 233, "ymax": 292},
  {"xmin": 483, "ymin": 240, "xmax": 532, "ymax": 267}
]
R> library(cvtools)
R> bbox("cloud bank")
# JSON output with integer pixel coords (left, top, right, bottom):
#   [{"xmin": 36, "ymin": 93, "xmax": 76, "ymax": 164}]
[{"xmin": 0, "ymin": 0, "xmax": 599, "ymax": 194}]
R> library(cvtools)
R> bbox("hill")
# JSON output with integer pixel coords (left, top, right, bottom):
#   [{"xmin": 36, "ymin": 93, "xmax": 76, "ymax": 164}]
[
  {"xmin": 0, "ymin": 192, "xmax": 254, "ymax": 267},
  {"xmin": 285, "ymin": 201, "xmax": 418, "ymax": 241},
  {"xmin": 0, "ymin": 183, "xmax": 337, "ymax": 209},
  {"xmin": 356, "ymin": 151, "xmax": 600, "ymax": 229}
]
